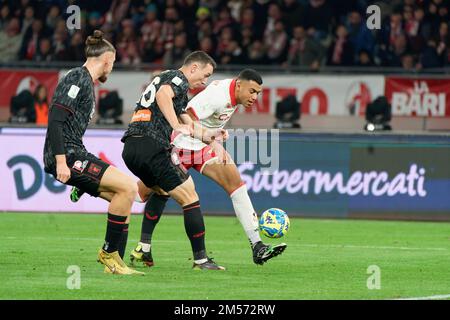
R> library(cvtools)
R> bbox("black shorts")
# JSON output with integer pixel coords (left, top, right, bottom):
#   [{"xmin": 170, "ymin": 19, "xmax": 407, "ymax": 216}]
[
  {"xmin": 46, "ymin": 152, "xmax": 110, "ymax": 197},
  {"xmin": 122, "ymin": 136, "xmax": 189, "ymax": 192}
]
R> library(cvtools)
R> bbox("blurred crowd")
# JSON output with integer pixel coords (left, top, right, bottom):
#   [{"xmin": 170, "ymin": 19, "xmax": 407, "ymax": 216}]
[{"xmin": 0, "ymin": 0, "xmax": 449, "ymax": 70}]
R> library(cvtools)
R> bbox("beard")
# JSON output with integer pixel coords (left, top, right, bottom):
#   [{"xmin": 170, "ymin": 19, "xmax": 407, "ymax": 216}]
[{"xmin": 98, "ymin": 75, "xmax": 108, "ymax": 83}]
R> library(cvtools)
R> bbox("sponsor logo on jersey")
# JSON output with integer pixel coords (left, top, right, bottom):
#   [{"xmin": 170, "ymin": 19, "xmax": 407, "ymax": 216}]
[
  {"xmin": 68, "ymin": 85, "xmax": 80, "ymax": 99},
  {"xmin": 172, "ymin": 76, "xmax": 183, "ymax": 86},
  {"xmin": 130, "ymin": 109, "xmax": 152, "ymax": 123}
]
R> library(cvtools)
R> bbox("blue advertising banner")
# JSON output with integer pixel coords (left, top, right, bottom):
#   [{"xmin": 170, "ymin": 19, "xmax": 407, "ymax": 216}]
[
  {"xmin": 1, "ymin": 127, "xmax": 449, "ymax": 221},
  {"xmin": 165, "ymin": 132, "xmax": 450, "ymax": 221}
]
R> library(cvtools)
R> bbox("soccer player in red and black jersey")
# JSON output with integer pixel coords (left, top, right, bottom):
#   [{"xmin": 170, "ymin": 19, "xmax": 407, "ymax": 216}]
[
  {"xmin": 121, "ymin": 51, "xmax": 227, "ymax": 270},
  {"xmin": 43, "ymin": 30, "xmax": 143, "ymax": 275}
]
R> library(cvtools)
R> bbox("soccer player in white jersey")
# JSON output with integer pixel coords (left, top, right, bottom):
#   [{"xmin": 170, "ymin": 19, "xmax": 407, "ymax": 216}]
[{"xmin": 131, "ymin": 69, "xmax": 287, "ymax": 267}]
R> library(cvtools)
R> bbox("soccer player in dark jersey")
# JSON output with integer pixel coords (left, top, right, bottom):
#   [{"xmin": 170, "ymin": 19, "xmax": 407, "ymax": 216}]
[
  {"xmin": 43, "ymin": 30, "xmax": 143, "ymax": 275},
  {"xmin": 121, "ymin": 51, "xmax": 226, "ymax": 270},
  {"xmin": 130, "ymin": 70, "xmax": 286, "ymax": 267}
]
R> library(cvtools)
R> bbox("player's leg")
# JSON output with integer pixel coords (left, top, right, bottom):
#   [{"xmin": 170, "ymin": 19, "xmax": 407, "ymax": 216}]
[
  {"xmin": 130, "ymin": 189, "xmax": 169, "ymax": 267},
  {"xmin": 201, "ymin": 146, "xmax": 286, "ymax": 265},
  {"xmin": 122, "ymin": 136, "xmax": 223, "ymax": 270},
  {"xmin": 166, "ymin": 176, "xmax": 224, "ymax": 270},
  {"xmin": 95, "ymin": 165, "xmax": 144, "ymax": 275},
  {"xmin": 139, "ymin": 185, "xmax": 168, "ymax": 252},
  {"xmin": 65, "ymin": 154, "xmax": 143, "ymax": 275},
  {"xmin": 89, "ymin": 189, "xmax": 131, "ymax": 256},
  {"xmin": 162, "ymin": 148, "xmax": 224, "ymax": 269},
  {"xmin": 131, "ymin": 150, "xmax": 191, "ymax": 267},
  {"xmin": 121, "ymin": 136, "xmax": 167, "ymax": 267},
  {"xmin": 131, "ymin": 175, "xmax": 224, "ymax": 270},
  {"xmin": 70, "ymin": 180, "xmax": 149, "ymax": 203},
  {"xmin": 199, "ymin": 145, "xmax": 261, "ymax": 245}
]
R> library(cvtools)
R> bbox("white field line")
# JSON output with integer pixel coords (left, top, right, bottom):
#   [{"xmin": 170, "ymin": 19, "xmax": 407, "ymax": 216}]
[
  {"xmin": 2, "ymin": 236, "xmax": 448, "ymax": 252},
  {"xmin": 395, "ymin": 294, "xmax": 450, "ymax": 300}
]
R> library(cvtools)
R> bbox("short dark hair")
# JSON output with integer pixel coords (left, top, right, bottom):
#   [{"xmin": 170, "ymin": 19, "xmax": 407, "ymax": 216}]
[
  {"xmin": 85, "ymin": 30, "xmax": 115, "ymax": 58},
  {"xmin": 183, "ymin": 51, "xmax": 217, "ymax": 69},
  {"xmin": 237, "ymin": 69, "xmax": 263, "ymax": 85}
]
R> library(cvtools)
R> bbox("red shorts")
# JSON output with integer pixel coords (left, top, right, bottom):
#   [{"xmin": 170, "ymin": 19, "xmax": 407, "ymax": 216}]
[{"xmin": 173, "ymin": 145, "xmax": 217, "ymax": 173}]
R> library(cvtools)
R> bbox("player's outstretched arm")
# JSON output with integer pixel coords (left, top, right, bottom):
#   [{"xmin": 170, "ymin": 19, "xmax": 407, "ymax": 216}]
[
  {"xmin": 156, "ymin": 85, "xmax": 192, "ymax": 136},
  {"xmin": 179, "ymin": 111, "xmax": 225, "ymax": 144}
]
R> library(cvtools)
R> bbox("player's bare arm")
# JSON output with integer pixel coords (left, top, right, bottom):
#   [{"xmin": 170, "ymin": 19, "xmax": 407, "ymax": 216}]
[
  {"xmin": 55, "ymin": 154, "xmax": 71, "ymax": 183},
  {"xmin": 179, "ymin": 112, "xmax": 228, "ymax": 163},
  {"xmin": 179, "ymin": 112, "xmax": 226, "ymax": 144},
  {"xmin": 156, "ymin": 84, "xmax": 192, "ymax": 136}
]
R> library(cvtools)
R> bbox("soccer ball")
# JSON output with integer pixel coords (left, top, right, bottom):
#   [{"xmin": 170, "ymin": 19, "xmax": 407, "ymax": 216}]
[{"xmin": 259, "ymin": 208, "xmax": 290, "ymax": 238}]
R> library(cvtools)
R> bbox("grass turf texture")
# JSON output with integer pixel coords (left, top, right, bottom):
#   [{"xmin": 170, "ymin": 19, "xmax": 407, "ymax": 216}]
[{"xmin": 0, "ymin": 213, "xmax": 449, "ymax": 300}]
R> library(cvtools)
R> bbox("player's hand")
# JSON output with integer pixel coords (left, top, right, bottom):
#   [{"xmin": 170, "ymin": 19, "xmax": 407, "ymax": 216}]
[
  {"xmin": 56, "ymin": 162, "xmax": 71, "ymax": 183},
  {"xmin": 204, "ymin": 128, "xmax": 226, "ymax": 143},
  {"xmin": 210, "ymin": 140, "xmax": 228, "ymax": 164},
  {"xmin": 174, "ymin": 124, "xmax": 193, "ymax": 136},
  {"xmin": 221, "ymin": 129, "xmax": 229, "ymax": 141}
]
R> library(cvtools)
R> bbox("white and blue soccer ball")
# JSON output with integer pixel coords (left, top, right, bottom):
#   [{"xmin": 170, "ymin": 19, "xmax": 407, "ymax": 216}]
[{"xmin": 259, "ymin": 208, "xmax": 290, "ymax": 238}]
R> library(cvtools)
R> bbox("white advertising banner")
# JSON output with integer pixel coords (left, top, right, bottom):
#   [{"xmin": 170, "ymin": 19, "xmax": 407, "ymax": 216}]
[
  {"xmin": 0, "ymin": 128, "xmax": 145, "ymax": 213},
  {"xmin": 231, "ymin": 74, "xmax": 386, "ymax": 116},
  {"xmin": 58, "ymin": 71, "xmax": 385, "ymax": 117}
]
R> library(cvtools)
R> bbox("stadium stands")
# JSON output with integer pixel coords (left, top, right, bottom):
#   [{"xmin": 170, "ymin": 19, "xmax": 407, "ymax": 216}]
[
  {"xmin": 0, "ymin": 0, "xmax": 448, "ymax": 69},
  {"xmin": 1, "ymin": 1, "xmax": 449, "ymax": 130}
]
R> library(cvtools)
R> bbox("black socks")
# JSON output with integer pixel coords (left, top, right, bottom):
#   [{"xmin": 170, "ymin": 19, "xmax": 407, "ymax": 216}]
[
  {"xmin": 140, "ymin": 194, "xmax": 169, "ymax": 243},
  {"xmin": 183, "ymin": 201, "xmax": 207, "ymax": 260},
  {"xmin": 103, "ymin": 213, "xmax": 127, "ymax": 253}
]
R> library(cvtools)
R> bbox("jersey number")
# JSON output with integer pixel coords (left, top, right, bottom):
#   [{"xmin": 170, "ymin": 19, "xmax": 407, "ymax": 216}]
[{"xmin": 140, "ymin": 76, "xmax": 161, "ymax": 108}]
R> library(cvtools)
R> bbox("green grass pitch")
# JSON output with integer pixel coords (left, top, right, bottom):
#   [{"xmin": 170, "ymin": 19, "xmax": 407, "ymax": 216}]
[{"xmin": 0, "ymin": 212, "xmax": 449, "ymax": 300}]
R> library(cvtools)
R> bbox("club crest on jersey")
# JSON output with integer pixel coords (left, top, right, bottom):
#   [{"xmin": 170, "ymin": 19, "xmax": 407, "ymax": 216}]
[
  {"xmin": 72, "ymin": 160, "xmax": 88, "ymax": 173},
  {"xmin": 87, "ymin": 163, "xmax": 102, "ymax": 176},
  {"xmin": 219, "ymin": 113, "xmax": 231, "ymax": 121}
]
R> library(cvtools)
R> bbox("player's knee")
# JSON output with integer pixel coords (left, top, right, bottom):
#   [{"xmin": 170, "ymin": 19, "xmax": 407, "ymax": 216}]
[
  {"xmin": 178, "ymin": 190, "xmax": 199, "ymax": 207},
  {"xmin": 186, "ymin": 191, "xmax": 199, "ymax": 205},
  {"xmin": 120, "ymin": 179, "xmax": 138, "ymax": 203},
  {"xmin": 176, "ymin": 188, "xmax": 199, "ymax": 207}
]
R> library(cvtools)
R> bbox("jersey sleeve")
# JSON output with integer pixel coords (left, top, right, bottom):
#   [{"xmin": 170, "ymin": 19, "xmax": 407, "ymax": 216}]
[
  {"xmin": 159, "ymin": 73, "xmax": 187, "ymax": 101},
  {"xmin": 50, "ymin": 70, "xmax": 84, "ymax": 114},
  {"xmin": 186, "ymin": 86, "xmax": 219, "ymax": 120}
]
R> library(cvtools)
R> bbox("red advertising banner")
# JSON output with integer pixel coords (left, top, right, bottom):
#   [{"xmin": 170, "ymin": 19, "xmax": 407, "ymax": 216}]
[
  {"xmin": 0, "ymin": 70, "xmax": 59, "ymax": 108},
  {"xmin": 385, "ymin": 77, "xmax": 450, "ymax": 117}
]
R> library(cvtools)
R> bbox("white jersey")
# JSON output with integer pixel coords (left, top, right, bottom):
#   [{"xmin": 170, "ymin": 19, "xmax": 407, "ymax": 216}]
[{"xmin": 172, "ymin": 78, "xmax": 241, "ymax": 150}]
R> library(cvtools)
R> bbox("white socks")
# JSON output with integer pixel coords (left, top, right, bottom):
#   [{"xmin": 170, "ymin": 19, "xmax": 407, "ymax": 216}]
[
  {"xmin": 139, "ymin": 242, "xmax": 151, "ymax": 252},
  {"xmin": 230, "ymin": 184, "xmax": 261, "ymax": 246},
  {"xmin": 194, "ymin": 258, "xmax": 208, "ymax": 264}
]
